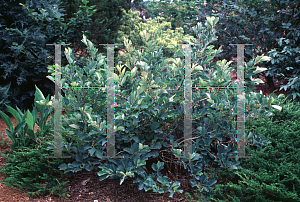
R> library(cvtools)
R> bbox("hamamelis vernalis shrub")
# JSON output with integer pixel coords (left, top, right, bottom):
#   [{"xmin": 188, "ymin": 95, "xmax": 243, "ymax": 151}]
[{"xmin": 42, "ymin": 17, "xmax": 283, "ymax": 198}]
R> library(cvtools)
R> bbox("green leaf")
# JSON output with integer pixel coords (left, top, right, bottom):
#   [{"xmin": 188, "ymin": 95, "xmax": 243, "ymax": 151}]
[
  {"xmin": 14, "ymin": 121, "xmax": 26, "ymax": 133},
  {"xmin": 150, "ymin": 122, "xmax": 160, "ymax": 130},
  {"xmin": 25, "ymin": 111, "xmax": 34, "ymax": 131},
  {"xmin": 193, "ymin": 65, "xmax": 203, "ymax": 71},
  {"xmin": 31, "ymin": 107, "xmax": 38, "ymax": 126},
  {"xmin": 131, "ymin": 66, "xmax": 137, "ymax": 78},
  {"xmin": 154, "ymin": 129, "xmax": 164, "ymax": 134},
  {"xmin": 72, "ymin": 161, "xmax": 81, "ymax": 167},
  {"xmin": 34, "ymin": 85, "xmax": 47, "ymax": 116},
  {"xmin": 58, "ymin": 163, "xmax": 68, "ymax": 171},
  {"xmin": 121, "ymin": 74, "xmax": 127, "ymax": 86},
  {"xmin": 159, "ymin": 112, "xmax": 168, "ymax": 120},
  {"xmin": 89, "ymin": 148, "xmax": 96, "ymax": 156},
  {"xmin": 0, "ymin": 110, "xmax": 14, "ymax": 132},
  {"xmin": 137, "ymin": 84, "xmax": 147, "ymax": 96},
  {"xmin": 5, "ymin": 130, "xmax": 15, "ymax": 144},
  {"xmin": 271, "ymin": 105, "xmax": 282, "ymax": 111},
  {"xmin": 69, "ymin": 124, "xmax": 80, "ymax": 129},
  {"xmin": 253, "ymin": 67, "xmax": 268, "ymax": 75},
  {"xmin": 76, "ymin": 154, "xmax": 83, "ymax": 162},
  {"xmin": 260, "ymin": 56, "xmax": 271, "ymax": 62},
  {"xmin": 95, "ymin": 150, "xmax": 103, "ymax": 158},
  {"xmin": 157, "ymin": 161, "xmax": 164, "ymax": 171},
  {"xmin": 151, "ymin": 163, "xmax": 158, "ymax": 171},
  {"xmin": 4, "ymin": 104, "xmax": 22, "ymax": 125},
  {"xmin": 174, "ymin": 51, "xmax": 184, "ymax": 57}
]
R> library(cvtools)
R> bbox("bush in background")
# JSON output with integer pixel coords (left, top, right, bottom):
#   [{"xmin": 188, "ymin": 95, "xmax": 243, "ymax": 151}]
[
  {"xmin": 114, "ymin": 7, "xmax": 195, "ymax": 69},
  {"xmin": 0, "ymin": 83, "xmax": 11, "ymax": 114},
  {"xmin": 0, "ymin": 0, "xmax": 96, "ymax": 116},
  {"xmin": 144, "ymin": 0, "xmax": 300, "ymax": 99},
  {"xmin": 58, "ymin": 0, "xmax": 147, "ymax": 60}
]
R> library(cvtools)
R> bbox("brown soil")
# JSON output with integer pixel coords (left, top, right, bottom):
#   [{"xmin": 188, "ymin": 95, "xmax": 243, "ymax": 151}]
[{"xmin": 0, "ymin": 47, "xmax": 297, "ymax": 202}]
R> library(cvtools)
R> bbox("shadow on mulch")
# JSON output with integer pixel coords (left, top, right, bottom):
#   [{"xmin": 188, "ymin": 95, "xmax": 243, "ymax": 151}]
[{"xmin": 60, "ymin": 163, "xmax": 196, "ymax": 202}]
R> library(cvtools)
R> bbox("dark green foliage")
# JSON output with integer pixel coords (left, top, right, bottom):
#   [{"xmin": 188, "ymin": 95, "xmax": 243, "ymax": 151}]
[
  {"xmin": 0, "ymin": 143, "xmax": 70, "ymax": 198},
  {"xmin": 207, "ymin": 0, "xmax": 300, "ymax": 95},
  {"xmin": 145, "ymin": 0, "xmax": 207, "ymax": 43},
  {"xmin": 264, "ymin": 32, "xmax": 300, "ymax": 101},
  {"xmin": 0, "ymin": 0, "xmax": 96, "ymax": 116},
  {"xmin": 144, "ymin": 0, "xmax": 299, "ymax": 62},
  {"xmin": 0, "ymin": 82, "xmax": 11, "ymax": 113},
  {"xmin": 144, "ymin": 0, "xmax": 300, "ymax": 99},
  {"xmin": 58, "ymin": 0, "xmax": 85, "ymax": 20},
  {"xmin": 185, "ymin": 94, "xmax": 300, "ymax": 201},
  {"xmin": 58, "ymin": 0, "xmax": 145, "ymax": 61},
  {"xmin": 1, "ymin": 1, "xmax": 299, "ymax": 200}
]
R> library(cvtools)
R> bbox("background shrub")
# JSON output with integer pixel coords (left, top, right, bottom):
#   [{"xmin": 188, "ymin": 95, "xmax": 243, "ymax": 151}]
[
  {"xmin": 0, "ymin": 83, "xmax": 11, "ymax": 113},
  {"xmin": 0, "ymin": 0, "xmax": 96, "ymax": 116},
  {"xmin": 114, "ymin": 7, "xmax": 195, "ymax": 69},
  {"xmin": 144, "ymin": 0, "xmax": 300, "ymax": 99},
  {"xmin": 58, "ymin": 0, "xmax": 148, "ymax": 61}
]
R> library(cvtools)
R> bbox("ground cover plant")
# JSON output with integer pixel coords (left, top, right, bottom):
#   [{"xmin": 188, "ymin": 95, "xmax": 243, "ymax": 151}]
[{"xmin": 0, "ymin": 87, "xmax": 75, "ymax": 199}]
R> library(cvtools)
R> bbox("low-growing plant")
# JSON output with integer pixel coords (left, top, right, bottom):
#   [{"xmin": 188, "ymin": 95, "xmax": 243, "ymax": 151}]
[
  {"xmin": 0, "ymin": 86, "xmax": 55, "ymax": 150},
  {"xmin": 0, "ymin": 132, "xmax": 12, "ymax": 147},
  {"xmin": 0, "ymin": 144, "xmax": 70, "ymax": 199},
  {"xmin": 39, "ymin": 16, "xmax": 283, "ymax": 199},
  {"xmin": 0, "ymin": 86, "xmax": 79, "ymax": 199}
]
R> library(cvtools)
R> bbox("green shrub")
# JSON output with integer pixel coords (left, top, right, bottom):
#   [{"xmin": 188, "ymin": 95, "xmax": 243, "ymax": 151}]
[
  {"xmin": 264, "ymin": 34, "xmax": 300, "ymax": 101},
  {"xmin": 59, "ymin": 0, "xmax": 143, "ymax": 60},
  {"xmin": 0, "ymin": 82, "xmax": 11, "ymax": 112},
  {"xmin": 40, "ymin": 16, "xmax": 283, "ymax": 199}
]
